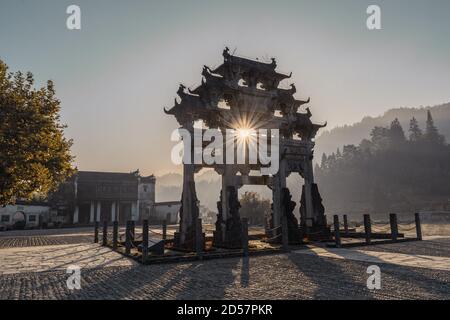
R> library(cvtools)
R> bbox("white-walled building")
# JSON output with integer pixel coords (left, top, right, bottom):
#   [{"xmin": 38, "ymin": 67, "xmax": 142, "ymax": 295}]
[
  {"xmin": 0, "ymin": 171, "xmax": 180, "ymax": 230},
  {"xmin": 151, "ymin": 201, "xmax": 181, "ymax": 224},
  {"xmin": 50, "ymin": 171, "xmax": 156, "ymax": 225},
  {"xmin": 0, "ymin": 202, "xmax": 50, "ymax": 230},
  {"xmin": 49, "ymin": 171, "xmax": 179, "ymax": 226}
]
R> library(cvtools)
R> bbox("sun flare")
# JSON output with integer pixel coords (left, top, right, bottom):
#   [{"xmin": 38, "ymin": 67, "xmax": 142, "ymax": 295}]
[{"xmin": 237, "ymin": 128, "xmax": 252, "ymax": 140}]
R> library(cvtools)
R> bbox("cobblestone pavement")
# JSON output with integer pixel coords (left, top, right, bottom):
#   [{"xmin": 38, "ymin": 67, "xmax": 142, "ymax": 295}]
[
  {"xmin": 0, "ymin": 227, "xmax": 94, "ymax": 237},
  {"xmin": 0, "ymin": 227, "xmax": 94, "ymax": 248},
  {"xmin": 0, "ymin": 231, "xmax": 449, "ymax": 300},
  {"xmin": 1, "ymin": 251, "xmax": 449, "ymax": 300},
  {"xmin": 0, "ymin": 235, "xmax": 94, "ymax": 248},
  {"xmin": 0, "ymin": 244, "xmax": 136, "ymax": 275}
]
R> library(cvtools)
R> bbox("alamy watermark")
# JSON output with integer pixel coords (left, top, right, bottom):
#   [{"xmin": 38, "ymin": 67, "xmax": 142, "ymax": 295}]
[
  {"xmin": 66, "ymin": 265, "xmax": 81, "ymax": 290},
  {"xmin": 65, "ymin": 5, "xmax": 381, "ymax": 31},
  {"xmin": 366, "ymin": 265, "xmax": 381, "ymax": 290},
  {"xmin": 367, "ymin": 5, "xmax": 382, "ymax": 30},
  {"xmin": 170, "ymin": 128, "xmax": 280, "ymax": 175},
  {"xmin": 66, "ymin": 5, "xmax": 81, "ymax": 30}
]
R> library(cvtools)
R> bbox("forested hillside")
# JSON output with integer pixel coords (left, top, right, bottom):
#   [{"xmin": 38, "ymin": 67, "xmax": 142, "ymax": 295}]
[
  {"xmin": 315, "ymin": 110, "xmax": 450, "ymax": 216},
  {"xmin": 315, "ymin": 103, "xmax": 450, "ymax": 162}
]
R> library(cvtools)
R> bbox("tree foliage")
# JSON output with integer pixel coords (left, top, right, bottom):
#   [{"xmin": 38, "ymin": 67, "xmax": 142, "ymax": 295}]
[
  {"xmin": 239, "ymin": 191, "xmax": 271, "ymax": 225},
  {"xmin": 316, "ymin": 111, "xmax": 450, "ymax": 215},
  {"xmin": 409, "ymin": 117, "xmax": 422, "ymax": 142},
  {"xmin": 0, "ymin": 60, "xmax": 75, "ymax": 205},
  {"xmin": 425, "ymin": 110, "xmax": 445, "ymax": 144}
]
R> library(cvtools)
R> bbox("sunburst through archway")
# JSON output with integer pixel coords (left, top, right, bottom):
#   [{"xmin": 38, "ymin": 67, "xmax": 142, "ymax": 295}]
[{"xmin": 237, "ymin": 128, "xmax": 252, "ymax": 141}]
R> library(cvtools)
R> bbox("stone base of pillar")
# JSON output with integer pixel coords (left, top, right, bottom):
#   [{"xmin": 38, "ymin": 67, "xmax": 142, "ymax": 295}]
[
  {"xmin": 174, "ymin": 176, "xmax": 202, "ymax": 251},
  {"xmin": 299, "ymin": 183, "xmax": 332, "ymax": 241},
  {"xmin": 299, "ymin": 215, "xmax": 331, "ymax": 241},
  {"xmin": 212, "ymin": 199, "xmax": 243, "ymax": 249},
  {"xmin": 267, "ymin": 188, "xmax": 304, "ymax": 245},
  {"xmin": 174, "ymin": 230, "xmax": 205, "ymax": 251},
  {"xmin": 300, "ymin": 225, "xmax": 332, "ymax": 241},
  {"xmin": 212, "ymin": 224, "xmax": 242, "ymax": 249},
  {"xmin": 266, "ymin": 214, "xmax": 303, "ymax": 244}
]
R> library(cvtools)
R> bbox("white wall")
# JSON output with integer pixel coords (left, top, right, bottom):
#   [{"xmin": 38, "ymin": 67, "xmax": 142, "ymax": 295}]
[
  {"xmin": 138, "ymin": 180, "xmax": 156, "ymax": 220},
  {"xmin": 0, "ymin": 204, "xmax": 50, "ymax": 229},
  {"xmin": 152, "ymin": 203, "xmax": 180, "ymax": 224}
]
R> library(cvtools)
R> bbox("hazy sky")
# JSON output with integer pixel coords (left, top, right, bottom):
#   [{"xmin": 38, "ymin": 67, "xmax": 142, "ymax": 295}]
[{"xmin": 1, "ymin": 0, "xmax": 450, "ymax": 175}]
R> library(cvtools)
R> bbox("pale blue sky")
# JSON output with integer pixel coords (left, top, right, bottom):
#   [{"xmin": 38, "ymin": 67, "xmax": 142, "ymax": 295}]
[{"xmin": 1, "ymin": 0, "xmax": 450, "ymax": 175}]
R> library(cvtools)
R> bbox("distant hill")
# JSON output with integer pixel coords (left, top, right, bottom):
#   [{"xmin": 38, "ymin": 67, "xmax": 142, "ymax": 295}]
[
  {"xmin": 156, "ymin": 173, "xmax": 183, "ymax": 187},
  {"xmin": 155, "ymin": 102, "xmax": 450, "ymax": 213},
  {"xmin": 155, "ymin": 170, "xmax": 222, "ymax": 210},
  {"xmin": 315, "ymin": 102, "xmax": 450, "ymax": 159}
]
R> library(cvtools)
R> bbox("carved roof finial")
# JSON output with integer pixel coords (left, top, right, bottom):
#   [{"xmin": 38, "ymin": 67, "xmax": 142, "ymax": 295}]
[
  {"xmin": 223, "ymin": 47, "xmax": 230, "ymax": 59},
  {"xmin": 290, "ymin": 83, "xmax": 296, "ymax": 94},
  {"xmin": 202, "ymin": 65, "xmax": 212, "ymax": 77},
  {"xmin": 177, "ymin": 84, "xmax": 186, "ymax": 97},
  {"xmin": 306, "ymin": 107, "xmax": 312, "ymax": 118}
]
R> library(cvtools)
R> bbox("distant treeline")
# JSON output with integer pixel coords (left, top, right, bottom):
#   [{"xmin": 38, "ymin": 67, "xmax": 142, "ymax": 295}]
[{"xmin": 315, "ymin": 111, "xmax": 450, "ymax": 215}]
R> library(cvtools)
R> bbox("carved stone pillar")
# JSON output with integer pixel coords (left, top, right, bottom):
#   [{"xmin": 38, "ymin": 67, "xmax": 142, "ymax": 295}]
[
  {"xmin": 213, "ymin": 185, "xmax": 242, "ymax": 248},
  {"xmin": 299, "ymin": 145, "xmax": 330, "ymax": 239},
  {"xmin": 213, "ymin": 160, "xmax": 243, "ymax": 248},
  {"xmin": 220, "ymin": 165, "xmax": 234, "ymax": 241},
  {"xmin": 303, "ymin": 154, "xmax": 315, "ymax": 228},
  {"xmin": 174, "ymin": 122, "xmax": 200, "ymax": 250},
  {"xmin": 270, "ymin": 158, "xmax": 287, "ymax": 239},
  {"xmin": 281, "ymin": 187, "xmax": 302, "ymax": 243}
]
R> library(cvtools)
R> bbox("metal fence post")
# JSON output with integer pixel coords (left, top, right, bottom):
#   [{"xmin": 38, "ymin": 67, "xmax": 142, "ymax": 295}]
[
  {"xmin": 130, "ymin": 220, "xmax": 135, "ymax": 242},
  {"xmin": 94, "ymin": 221, "xmax": 99, "ymax": 243},
  {"xmin": 390, "ymin": 213, "xmax": 399, "ymax": 242},
  {"xmin": 242, "ymin": 218, "xmax": 249, "ymax": 257},
  {"xmin": 112, "ymin": 220, "xmax": 118, "ymax": 250},
  {"xmin": 125, "ymin": 220, "xmax": 131, "ymax": 255},
  {"xmin": 162, "ymin": 220, "xmax": 167, "ymax": 241},
  {"xmin": 334, "ymin": 215, "xmax": 341, "ymax": 248},
  {"xmin": 102, "ymin": 220, "xmax": 108, "ymax": 246},
  {"xmin": 142, "ymin": 220, "xmax": 149, "ymax": 263},
  {"xmin": 364, "ymin": 214, "xmax": 371, "ymax": 245},
  {"xmin": 415, "ymin": 212, "xmax": 423, "ymax": 241},
  {"xmin": 343, "ymin": 214, "xmax": 349, "ymax": 235},
  {"xmin": 196, "ymin": 218, "xmax": 203, "ymax": 257}
]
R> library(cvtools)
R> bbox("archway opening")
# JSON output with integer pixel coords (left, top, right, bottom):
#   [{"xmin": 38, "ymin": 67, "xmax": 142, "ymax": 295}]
[
  {"xmin": 238, "ymin": 184, "xmax": 272, "ymax": 228},
  {"xmin": 194, "ymin": 168, "xmax": 221, "ymax": 226}
]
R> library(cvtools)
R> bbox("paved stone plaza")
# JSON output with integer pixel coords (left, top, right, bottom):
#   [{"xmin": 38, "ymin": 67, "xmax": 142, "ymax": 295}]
[{"xmin": 0, "ymin": 228, "xmax": 449, "ymax": 300}]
